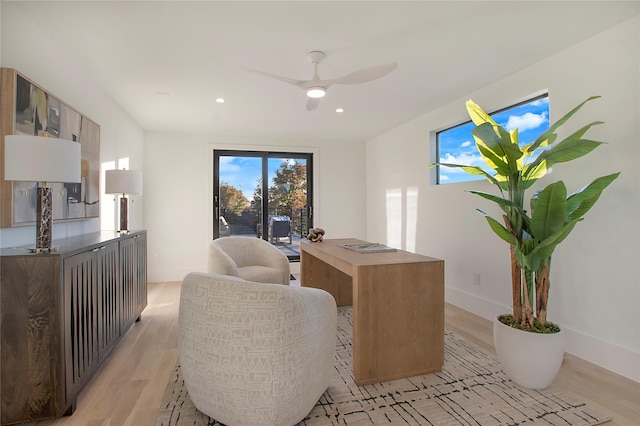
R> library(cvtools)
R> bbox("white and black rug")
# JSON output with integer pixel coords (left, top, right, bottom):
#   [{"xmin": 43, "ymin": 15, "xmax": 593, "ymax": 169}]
[{"xmin": 156, "ymin": 307, "xmax": 610, "ymax": 426}]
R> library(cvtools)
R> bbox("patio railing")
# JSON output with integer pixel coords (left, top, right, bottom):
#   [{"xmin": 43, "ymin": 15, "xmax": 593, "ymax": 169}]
[{"xmin": 220, "ymin": 207, "xmax": 309, "ymax": 238}]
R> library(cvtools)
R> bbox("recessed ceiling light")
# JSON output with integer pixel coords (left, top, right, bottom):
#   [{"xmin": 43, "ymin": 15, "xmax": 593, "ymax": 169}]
[
  {"xmin": 336, "ymin": 107, "xmax": 345, "ymax": 113},
  {"xmin": 156, "ymin": 91, "xmax": 170, "ymax": 96},
  {"xmin": 216, "ymin": 98, "xmax": 226, "ymax": 103}
]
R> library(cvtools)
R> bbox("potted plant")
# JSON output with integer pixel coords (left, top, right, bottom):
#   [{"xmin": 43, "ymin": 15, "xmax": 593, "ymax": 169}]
[{"xmin": 436, "ymin": 96, "xmax": 619, "ymax": 389}]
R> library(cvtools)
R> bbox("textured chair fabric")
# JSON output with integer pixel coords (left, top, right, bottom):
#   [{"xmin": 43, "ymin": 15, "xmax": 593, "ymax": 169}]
[
  {"xmin": 179, "ymin": 272, "xmax": 337, "ymax": 426},
  {"xmin": 208, "ymin": 237, "xmax": 291, "ymax": 285}
]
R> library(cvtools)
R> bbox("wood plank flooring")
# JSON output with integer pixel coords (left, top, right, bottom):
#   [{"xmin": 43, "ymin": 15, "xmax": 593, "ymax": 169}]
[{"xmin": 19, "ymin": 280, "xmax": 640, "ymax": 426}]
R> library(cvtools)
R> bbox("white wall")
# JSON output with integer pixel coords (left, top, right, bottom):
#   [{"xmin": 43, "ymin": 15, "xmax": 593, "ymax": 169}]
[
  {"xmin": 144, "ymin": 132, "xmax": 366, "ymax": 282},
  {"xmin": 366, "ymin": 17, "xmax": 640, "ymax": 382},
  {"xmin": 0, "ymin": 2, "xmax": 144, "ymax": 247}
]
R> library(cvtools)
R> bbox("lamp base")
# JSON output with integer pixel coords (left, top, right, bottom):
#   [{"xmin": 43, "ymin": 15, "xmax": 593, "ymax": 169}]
[
  {"xmin": 118, "ymin": 195, "xmax": 129, "ymax": 233},
  {"xmin": 36, "ymin": 186, "xmax": 53, "ymax": 252}
]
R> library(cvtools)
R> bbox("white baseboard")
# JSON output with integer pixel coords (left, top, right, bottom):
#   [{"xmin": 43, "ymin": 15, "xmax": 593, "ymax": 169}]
[{"xmin": 446, "ymin": 285, "xmax": 640, "ymax": 384}]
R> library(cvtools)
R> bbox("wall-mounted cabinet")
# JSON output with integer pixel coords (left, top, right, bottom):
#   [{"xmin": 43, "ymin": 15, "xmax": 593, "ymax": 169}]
[{"xmin": 0, "ymin": 231, "xmax": 147, "ymax": 425}]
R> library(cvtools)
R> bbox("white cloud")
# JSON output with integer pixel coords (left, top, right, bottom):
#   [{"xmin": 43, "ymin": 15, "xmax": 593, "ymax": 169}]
[
  {"xmin": 461, "ymin": 140, "xmax": 472, "ymax": 148},
  {"xmin": 439, "ymin": 150, "xmax": 493, "ymax": 184},
  {"xmin": 505, "ymin": 112, "xmax": 548, "ymax": 132},
  {"xmin": 440, "ymin": 151, "xmax": 484, "ymax": 172},
  {"xmin": 530, "ymin": 98, "xmax": 549, "ymax": 107}
]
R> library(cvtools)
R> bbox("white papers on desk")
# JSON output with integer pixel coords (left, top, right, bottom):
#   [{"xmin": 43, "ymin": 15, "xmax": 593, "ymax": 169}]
[{"xmin": 339, "ymin": 243, "xmax": 397, "ymax": 254}]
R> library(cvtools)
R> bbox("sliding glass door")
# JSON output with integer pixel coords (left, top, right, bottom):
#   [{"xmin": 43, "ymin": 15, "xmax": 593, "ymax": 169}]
[{"xmin": 213, "ymin": 150, "xmax": 313, "ymax": 260}]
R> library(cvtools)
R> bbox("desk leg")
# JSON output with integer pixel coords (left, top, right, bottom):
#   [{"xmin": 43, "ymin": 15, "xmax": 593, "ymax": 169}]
[
  {"xmin": 300, "ymin": 250, "xmax": 352, "ymax": 306},
  {"xmin": 352, "ymin": 260, "xmax": 444, "ymax": 385}
]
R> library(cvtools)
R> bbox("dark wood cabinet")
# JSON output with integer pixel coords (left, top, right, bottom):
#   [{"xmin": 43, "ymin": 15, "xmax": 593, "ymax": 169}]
[{"xmin": 0, "ymin": 231, "xmax": 147, "ymax": 425}]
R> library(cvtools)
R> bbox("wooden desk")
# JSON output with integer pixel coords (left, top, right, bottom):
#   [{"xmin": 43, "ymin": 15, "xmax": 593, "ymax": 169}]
[{"xmin": 300, "ymin": 238, "xmax": 444, "ymax": 385}]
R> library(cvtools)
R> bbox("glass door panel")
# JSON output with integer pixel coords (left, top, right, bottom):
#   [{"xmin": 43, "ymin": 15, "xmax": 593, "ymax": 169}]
[
  {"xmin": 214, "ymin": 150, "xmax": 312, "ymax": 261},
  {"xmin": 216, "ymin": 155, "xmax": 263, "ymax": 238}
]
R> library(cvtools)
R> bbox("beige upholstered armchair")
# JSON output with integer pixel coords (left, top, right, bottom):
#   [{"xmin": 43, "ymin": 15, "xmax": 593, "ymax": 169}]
[
  {"xmin": 208, "ymin": 237, "xmax": 290, "ymax": 285},
  {"xmin": 179, "ymin": 272, "xmax": 337, "ymax": 426}
]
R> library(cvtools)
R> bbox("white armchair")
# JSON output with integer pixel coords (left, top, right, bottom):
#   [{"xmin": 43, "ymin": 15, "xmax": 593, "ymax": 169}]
[
  {"xmin": 179, "ymin": 272, "xmax": 337, "ymax": 426},
  {"xmin": 208, "ymin": 237, "xmax": 290, "ymax": 285}
]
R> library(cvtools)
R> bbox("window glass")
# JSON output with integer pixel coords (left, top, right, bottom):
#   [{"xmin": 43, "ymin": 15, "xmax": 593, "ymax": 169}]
[
  {"xmin": 436, "ymin": 95, "xmax": 549, "ymax": 184},
  {"xmin": 213, "ymin": 150, "xmax": 312, "ymax": 262}
]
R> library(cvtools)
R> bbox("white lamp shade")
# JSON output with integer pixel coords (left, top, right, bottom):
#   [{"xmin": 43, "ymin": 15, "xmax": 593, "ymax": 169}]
[
  {"xmin": 4, "ymin": 135, "xmax": 81, "ymax": 183},
  {"xmin": 105, "ymin": 169, "xmax": 143, "ymax": 195}
]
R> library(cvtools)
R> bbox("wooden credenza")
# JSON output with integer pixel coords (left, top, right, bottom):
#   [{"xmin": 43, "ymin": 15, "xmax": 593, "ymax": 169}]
[{"xmin": 0, "ymin": 231, "xmax": 147, "ymax": 425}]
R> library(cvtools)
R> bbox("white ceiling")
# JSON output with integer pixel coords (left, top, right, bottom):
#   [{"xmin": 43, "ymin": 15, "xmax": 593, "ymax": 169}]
[{"xmin": 7, "ymin": 1, "xmax": 639, "ymax": 143}]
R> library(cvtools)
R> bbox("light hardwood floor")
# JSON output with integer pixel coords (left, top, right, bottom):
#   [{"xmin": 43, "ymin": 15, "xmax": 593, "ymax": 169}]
[{"xmin": 22, "ymin": 280, "xmax": 640, "ymax": 426}]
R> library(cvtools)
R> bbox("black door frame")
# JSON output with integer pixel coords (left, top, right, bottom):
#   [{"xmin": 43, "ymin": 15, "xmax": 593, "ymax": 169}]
[{"xmin": 213, "ymin": 149, "xmax": 313, "ymax": 253}]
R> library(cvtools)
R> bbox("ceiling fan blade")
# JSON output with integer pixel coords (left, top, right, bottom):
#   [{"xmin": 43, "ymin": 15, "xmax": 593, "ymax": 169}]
[
  {"xmin": 306, "ymin": 97, "xmax": 320, "ymax": 111},
  {"xmin": 244, "ymin": 68, "xmax": 308, "ymax": 89},
  {"xmin": 329, "ymin": 62, "xmax": 398, "ymax": 85}
]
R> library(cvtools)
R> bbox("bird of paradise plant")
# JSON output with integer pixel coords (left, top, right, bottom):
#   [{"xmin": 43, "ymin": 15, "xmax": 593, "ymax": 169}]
[{"xmin": 436, "ymin": 96, "xmax": 619, "ymax": 330}]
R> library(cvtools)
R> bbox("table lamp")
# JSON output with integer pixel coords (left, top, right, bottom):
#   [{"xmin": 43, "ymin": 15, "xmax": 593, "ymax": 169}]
[
  {"xmin": 4, "ymin": 135, "xmax": 81, "ymax": 252},
  {"xmin": 105, "ymin": 169, "xmax": 142, "ymax": 233}
]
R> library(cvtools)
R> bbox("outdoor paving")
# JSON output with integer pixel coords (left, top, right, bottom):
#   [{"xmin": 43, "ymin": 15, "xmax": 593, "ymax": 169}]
[{"xmin": 272, "ymin": 235, "xmax": 302, "ymax": 258}]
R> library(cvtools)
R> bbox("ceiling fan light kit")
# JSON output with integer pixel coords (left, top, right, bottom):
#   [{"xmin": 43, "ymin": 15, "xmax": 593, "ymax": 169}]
[
  {"xmin": 306, "ymin": 87, "xmax": 326, "ymax": 98},
  {"xmin": 248, "ymin": 50, "xmax": 397, "ymax": 111}
]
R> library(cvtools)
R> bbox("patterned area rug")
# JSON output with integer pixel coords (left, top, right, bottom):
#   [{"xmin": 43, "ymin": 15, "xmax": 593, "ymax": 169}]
[{"xmin": 156, "ymin": 307, "xmax": 611, "ymax": 426}]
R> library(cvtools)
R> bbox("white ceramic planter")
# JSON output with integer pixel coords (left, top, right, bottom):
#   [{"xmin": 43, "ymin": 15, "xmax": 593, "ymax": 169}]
[{"xmin": 493, "ymin": 316, "xmax": 565, "ymax": 389}]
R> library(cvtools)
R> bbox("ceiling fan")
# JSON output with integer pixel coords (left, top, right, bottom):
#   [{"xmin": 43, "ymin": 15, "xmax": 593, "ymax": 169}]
[{"xmin": 248, "ymin": 51, "xmax": 397, "ymax": 111}]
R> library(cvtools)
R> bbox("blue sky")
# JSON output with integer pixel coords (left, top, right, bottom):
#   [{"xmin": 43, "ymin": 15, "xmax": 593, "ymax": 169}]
[
  {"xmin": 219, "ymin": 156, "xmax": 303, "ymax": 199},
  {"xmin": 438, "ymin": 97, "xmax": 550, "ymax": 184}
]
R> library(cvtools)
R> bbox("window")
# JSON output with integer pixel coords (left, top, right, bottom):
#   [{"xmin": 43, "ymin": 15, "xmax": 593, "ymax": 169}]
[{"xmin": 434, "ymin": 94, "xmax": 549, "ymax": 185}]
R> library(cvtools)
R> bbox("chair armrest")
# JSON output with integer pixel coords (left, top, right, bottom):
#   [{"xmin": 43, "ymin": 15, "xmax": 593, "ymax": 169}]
[{"xmin": 207, "ymin": 242, "xmax": 239, "ymax": 276}]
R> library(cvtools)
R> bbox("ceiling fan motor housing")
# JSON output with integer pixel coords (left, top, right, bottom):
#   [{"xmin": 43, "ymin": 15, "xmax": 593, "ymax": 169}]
[{"xmin": 307, "ymin": 51, "xmax": 326, "ymax": 64}]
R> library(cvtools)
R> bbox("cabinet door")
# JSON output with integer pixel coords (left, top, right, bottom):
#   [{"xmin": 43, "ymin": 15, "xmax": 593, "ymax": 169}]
[
  {"xmin": 63, "ymin": 250, "xmax": 99, "ymax": 405},
  {"xmin": 1, "ymin": 255, "xmax": 63, "ymax": 422},
  {"xmin": 134, "ymin": 233, "xmax": 147, "ymax": 316},
  {"xmin": 97, "ymin": 243, "xmax": 120, "ymax": 356},
  {"xmin": 119, "ymin": 237, "xmax": 137, "ymax": 331}
]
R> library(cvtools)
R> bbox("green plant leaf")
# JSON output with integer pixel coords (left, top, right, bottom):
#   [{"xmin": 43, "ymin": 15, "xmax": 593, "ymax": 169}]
[
  {"xmin": 497, "ymin": 125, "xmax": 524, "ymax": 176},
  {"xmin": 515, "ymin": 237, "xmax": 536, "ymax": 268},
  {"xmin": 529, "ymin": 96, "xmax": 601, "ymax": 152},
  {"xmin": 469, "ymin": 190, "xmax": 517, "ymax": 210},
  {"xmin": 477, "ymin": 209, "xmax": 518, "ymax": 245},
  {"xmin": 472, "ymin": 123, "xmax": 513, "ymax": 174},
  {"xmin": 520, "ymin": 160, "xmax": 548, "ymax": 189},
  {"xmin": 437, "ymin": 163, "xmax": 505, "ymax": 188},
  {"xmin": 566, "ymin": 121, "xmax": 605, "ymax": 140},
  {"xmin": 524, "ymin": 138, "xmax": 604, "ymax": 181},
  {"xmin": 566, "ymin": 172, "xmax": 620, "ymax": 219},
  {"xmin": 527, "ymin": 219, "xmax": 582, "ymax": 269},
  {"xmin": 472, "ymin": 123, "xmax": 523, "ymax": 172},
  {"xmin": 466, "ymin": 99, "xmax": 498, "ymax": 126},
  {"xmin": 530, "ymin": 182, "xmax": 568, "ymax": 240}
]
